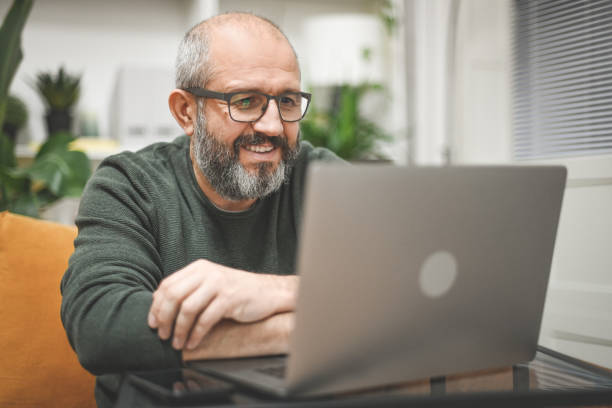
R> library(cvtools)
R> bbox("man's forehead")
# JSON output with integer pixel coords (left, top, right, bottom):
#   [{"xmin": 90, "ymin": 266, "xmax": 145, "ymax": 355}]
[
  {"xmin": 210, "ymin": 23, "xmax": 283, "ymax": 46},
  {"xmin": 206, "ymin": 21, "xmax": 300, "ymax": 85}
]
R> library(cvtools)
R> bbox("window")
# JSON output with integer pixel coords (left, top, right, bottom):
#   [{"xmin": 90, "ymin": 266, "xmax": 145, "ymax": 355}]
[{"xmin": 513, "ymin": 0, "xmax": 612, "ymax": 160}]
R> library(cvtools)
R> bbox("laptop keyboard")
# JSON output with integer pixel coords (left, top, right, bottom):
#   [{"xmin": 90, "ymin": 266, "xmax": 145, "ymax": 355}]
[{"xmin": 255, "ymin": 365, "xmax": 286, "ymax": 379}]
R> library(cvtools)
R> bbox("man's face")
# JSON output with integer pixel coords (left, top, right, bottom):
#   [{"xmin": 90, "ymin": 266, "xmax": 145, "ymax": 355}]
[
  {"xmin": 192, "ymin": 107, "xmax": 299, "ymax": 200},
  {"xmin": 192, "ymin": 25, "xmax": 302, "ymax": 201}
]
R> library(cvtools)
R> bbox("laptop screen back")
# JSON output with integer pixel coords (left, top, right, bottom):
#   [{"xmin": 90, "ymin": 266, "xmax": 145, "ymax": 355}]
[{"xmin": 286, "ymin": 165, "xmax": 566, "ymax": 396}]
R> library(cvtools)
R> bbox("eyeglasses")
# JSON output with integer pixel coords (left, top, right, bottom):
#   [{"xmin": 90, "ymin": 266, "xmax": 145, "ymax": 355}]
[{"xmin": 184, "ymin": 87, "xmax": 312, "ymax": 123}]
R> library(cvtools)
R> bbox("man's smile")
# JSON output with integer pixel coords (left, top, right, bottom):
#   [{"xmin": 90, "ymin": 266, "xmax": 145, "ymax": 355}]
[
  {"xmin": 243, "ymin": 143, "xmax": 275, "ymax": 153},
  {"xmin": 235, "ymin": 133, "xmax": 286, "ymax": 163}
]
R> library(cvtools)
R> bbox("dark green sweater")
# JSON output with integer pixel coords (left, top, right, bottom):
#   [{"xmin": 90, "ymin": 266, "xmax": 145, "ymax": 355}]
[{"xmin": 60, "ymin": 135, "xmax": 340, "ymax": 406}]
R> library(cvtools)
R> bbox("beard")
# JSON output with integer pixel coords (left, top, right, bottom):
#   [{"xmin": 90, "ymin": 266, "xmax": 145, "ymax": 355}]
[{"xmin": 192, "ymin": 108, "xmax": 300, "ymax": 201}]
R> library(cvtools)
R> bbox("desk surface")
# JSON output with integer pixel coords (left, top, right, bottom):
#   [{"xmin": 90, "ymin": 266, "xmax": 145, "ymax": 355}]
[{"xmin": 115, "ymin": 346, "xmax": 612, "ymax": 407}]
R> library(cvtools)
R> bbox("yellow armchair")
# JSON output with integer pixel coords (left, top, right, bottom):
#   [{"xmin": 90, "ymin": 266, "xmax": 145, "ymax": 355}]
[{"xmin": 0, "ymin": 211, "xmax": 95, "ymax": 407}]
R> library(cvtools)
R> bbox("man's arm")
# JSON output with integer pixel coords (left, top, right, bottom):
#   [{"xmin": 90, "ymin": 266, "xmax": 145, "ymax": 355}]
[
  {"xmin": 183, "ymin": 312, "xmax": 295, "ymax": 361},
  {"xmin": 61, "ymin": 158, "xmax": 182, "ymax": 375},
  {"xmin": 148, "ymin": 259, "xmax": 299, "ymax": 351}
]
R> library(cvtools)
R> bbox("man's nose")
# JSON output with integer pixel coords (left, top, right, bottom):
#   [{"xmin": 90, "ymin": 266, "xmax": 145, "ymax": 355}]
[{"xmin": 252, "ymin": 99, "xmax": 284, "ymax": 136}]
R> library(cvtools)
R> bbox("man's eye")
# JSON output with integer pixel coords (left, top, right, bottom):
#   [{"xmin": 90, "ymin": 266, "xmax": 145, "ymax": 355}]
[
  {"xmin": 235, "ymin": 97, "xmax": 253, "ymax": 108},
  {"xmin": 280, "ymin": 95, "xmax": 298, "ymax": 106}
]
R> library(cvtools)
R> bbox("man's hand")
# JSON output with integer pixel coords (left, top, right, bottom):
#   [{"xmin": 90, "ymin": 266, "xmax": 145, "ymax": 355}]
[{"xmin": 147, "ymin": 259, "xmax": 298, "ymax": 351}]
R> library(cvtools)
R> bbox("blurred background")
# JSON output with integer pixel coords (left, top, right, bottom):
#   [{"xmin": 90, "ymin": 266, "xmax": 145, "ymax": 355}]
[{"xmin": 1, "ymin": 0, "xmax": 610, "ymax": 374}]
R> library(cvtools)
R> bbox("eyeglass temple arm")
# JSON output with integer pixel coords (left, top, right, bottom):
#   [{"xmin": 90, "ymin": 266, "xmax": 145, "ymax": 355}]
[{"xmin": 184, "ymin": 88, "xmax": 229, "ymax": 101}]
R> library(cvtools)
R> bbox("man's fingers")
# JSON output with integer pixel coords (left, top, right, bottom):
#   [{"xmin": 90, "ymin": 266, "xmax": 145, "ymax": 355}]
[
  {"xmin": 171, "ymin": 286, "xmax": 216, "ymax": 349},
  {"xmin": 185, "ymin": 299, "xmax": 227, "ymax": 350},
  {"xmin": 147, "ymin": 260, "xmax": 209, "ymax": 329},
  {"xmin": 147, "ymin": 310, "xmax": 158, "ymax": 328},
  {"xmin": 151, "ymin": 271, "xmax": 204, "ymax": 339}
]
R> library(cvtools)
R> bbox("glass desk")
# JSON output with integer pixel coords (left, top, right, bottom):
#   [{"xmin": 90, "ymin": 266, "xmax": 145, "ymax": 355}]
[{"xmin": 115, "ymin": 346, "xmax": 612, "ymax": 407}]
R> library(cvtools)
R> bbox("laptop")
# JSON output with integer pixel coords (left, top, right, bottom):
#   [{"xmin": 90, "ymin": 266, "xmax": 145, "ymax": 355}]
[{"xmin": 189, "ymin": 164, "xmax": 567, "ymax": 398}]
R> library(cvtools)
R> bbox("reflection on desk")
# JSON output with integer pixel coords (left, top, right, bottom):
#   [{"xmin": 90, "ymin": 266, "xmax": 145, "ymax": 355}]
[{"xmin": 116, "ymin": 346, "xmax": 612, "ymax": 407}]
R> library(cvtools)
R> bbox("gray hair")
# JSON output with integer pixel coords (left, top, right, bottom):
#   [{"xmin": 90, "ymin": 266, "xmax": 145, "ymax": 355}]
[
  {"xmin": 175, "ymin": 24, "xmax": 210, "ymax": 89},
  {"xmin": 174, "ymin": 12, "xmax": 299, "ymax": 90}
]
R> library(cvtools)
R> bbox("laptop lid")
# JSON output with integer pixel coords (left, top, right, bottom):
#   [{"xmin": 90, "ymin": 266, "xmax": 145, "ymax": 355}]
[{"xmin": 285, "ymin": 164, "xmax": 567, "ymax": 396}]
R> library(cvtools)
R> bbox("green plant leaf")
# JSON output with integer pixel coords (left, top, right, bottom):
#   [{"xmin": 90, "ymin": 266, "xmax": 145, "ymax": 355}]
[
  {"xmin": 9, "ymin": 190, "xmax": 39, "ymax": 217},
  {"xmin": 12, "ymin": 152, "xmax": 65, "ymax": 195},
  {"xmin": 0, "ymin": 130, "xmax": 16, "ymax": 168},
  {"xmin": 59, "ymin": 150, "xmax": 91, "ymax": 197},
  {"xmin": 35, "ymin": 130, "xmax": 74, "ymax": 159},
  {"xmin": 34, "ymin": 188, "xmax": 59, "ymax": 209},
  {"xmin": 299, "ymin": 83, "xmax": 391, "ymax": 161},
  {"xmin": 0, "ymin": 0, "xmax": 33, "ymax": 129},
  {"xmin": 16, "ymin": 140, "xmax": 90, "ymax": 197}
]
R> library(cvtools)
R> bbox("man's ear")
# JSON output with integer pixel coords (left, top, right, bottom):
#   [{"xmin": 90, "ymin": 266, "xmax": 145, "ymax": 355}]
[{"xmin": 168, "ymin": 89, "xmax": 198, "ymax": 136}]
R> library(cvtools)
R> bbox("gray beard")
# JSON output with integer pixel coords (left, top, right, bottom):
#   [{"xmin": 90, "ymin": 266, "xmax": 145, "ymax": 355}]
[{"xmin": 192, "ymin": 108, "xmax": 299, "ymax": 201}]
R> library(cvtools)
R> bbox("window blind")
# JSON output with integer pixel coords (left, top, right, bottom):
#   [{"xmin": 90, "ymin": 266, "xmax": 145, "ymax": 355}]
[{"xmin": 513, "ymin": 0, "xmax": 612, "ymax": 160}]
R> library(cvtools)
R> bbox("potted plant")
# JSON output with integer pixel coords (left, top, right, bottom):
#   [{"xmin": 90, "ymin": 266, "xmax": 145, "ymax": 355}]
[
  {"xmin": 300, "ymin": 83, "xmax": 392, "ymax": 161},
  {"xmin": 2, "ymin": 94, "xmax": 28, "ymax": 144},
  {"xmin": 33, "ymin": 66, "xmax": 81, "ymax": 137},
  {"xmin": 0, "ymin": 1, "xmax": 91, "ymax": 219}
]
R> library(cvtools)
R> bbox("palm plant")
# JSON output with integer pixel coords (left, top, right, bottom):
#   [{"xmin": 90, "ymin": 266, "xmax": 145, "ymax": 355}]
[
  {"xmin": 34, "ymin": 66, "xmax": 80, "ymax": 110},
  {"xmin": 33, "ymin": 66, "xmax": 81, "ymax": 136}
]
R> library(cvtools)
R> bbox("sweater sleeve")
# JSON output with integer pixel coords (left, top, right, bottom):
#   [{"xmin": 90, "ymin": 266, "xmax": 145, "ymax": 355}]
[{"xmin": 60, "ymin": 155, "xmax": 181, "ymax": 375}]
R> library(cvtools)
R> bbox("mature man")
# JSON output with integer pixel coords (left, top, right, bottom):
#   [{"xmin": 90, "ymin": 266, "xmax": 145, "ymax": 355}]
[{"xmin": 61, "ymin": 12, "xmax": 340, "ymax": 407}]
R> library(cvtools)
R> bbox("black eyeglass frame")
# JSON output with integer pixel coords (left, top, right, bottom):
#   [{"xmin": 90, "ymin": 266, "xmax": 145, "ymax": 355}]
[{"xmin": 184, "ymin": 87, "xmax": 312, "ymax": 123}]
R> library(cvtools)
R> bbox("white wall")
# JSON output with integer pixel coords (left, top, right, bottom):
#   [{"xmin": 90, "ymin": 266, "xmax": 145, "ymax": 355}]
[
  {"xmin": 450, "ymin": 0, "xmax": 512, "ymax": 164},
  {"xmin": 412, "ymin": 0, "xmax": 513, "ymax": 165},
  {"xmin": 412, "ymin": 0, "xmax": 456, "ymax": 165}
]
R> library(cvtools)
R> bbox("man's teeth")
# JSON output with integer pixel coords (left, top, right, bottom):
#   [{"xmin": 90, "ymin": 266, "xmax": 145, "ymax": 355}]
[{"xmin": 244, "ymin": 144, "xmax": 274, "ymax": 153}]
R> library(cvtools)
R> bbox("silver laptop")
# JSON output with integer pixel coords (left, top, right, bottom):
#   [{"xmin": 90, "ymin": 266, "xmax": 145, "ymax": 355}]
[{"xmin": 190, "ymin": 164, "xmax": 567, "ymax": 398}]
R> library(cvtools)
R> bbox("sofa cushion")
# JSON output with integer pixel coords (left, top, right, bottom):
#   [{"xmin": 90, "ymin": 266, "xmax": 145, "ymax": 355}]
[{"xmin": 0, "ymin": 211, "xmax": 95, "ymax": 407}]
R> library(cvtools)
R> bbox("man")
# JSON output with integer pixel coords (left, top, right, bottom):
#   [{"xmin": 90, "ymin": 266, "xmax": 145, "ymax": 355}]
[{"xmin": 60, "ymin": 12, "xmax": 341, "ymax": 407}]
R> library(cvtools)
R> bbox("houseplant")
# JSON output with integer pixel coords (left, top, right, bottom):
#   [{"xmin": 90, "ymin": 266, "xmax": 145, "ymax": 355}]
[
  {"xmin": 33, "ymin": 66, "xmax": 81, "ymax": 137},
  {"xmin": 0, "ymin": 0, "xmax": 91, "ymax": 218},
  {"xmin": 1, "ymin": 131, "xmax": 91, "ymax": 217},
  {"xmin": 300, "ymin": 83, "xmax": 391, "ymax": 161}
]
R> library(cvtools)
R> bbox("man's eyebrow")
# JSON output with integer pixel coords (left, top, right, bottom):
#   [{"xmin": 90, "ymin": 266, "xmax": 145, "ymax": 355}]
[
  {"xmin": 222, "ymin": 87, "xmax": 302, "ymax": 94},
  {"xmin": 217, "ymin": 87, "xmax": 257, "ymax": 94}
]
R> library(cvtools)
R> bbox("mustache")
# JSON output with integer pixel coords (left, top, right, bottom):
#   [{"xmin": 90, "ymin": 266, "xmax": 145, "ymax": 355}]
[{"xmin": 233, "ymin": 133, "xmax": 288, "ymax": 153}]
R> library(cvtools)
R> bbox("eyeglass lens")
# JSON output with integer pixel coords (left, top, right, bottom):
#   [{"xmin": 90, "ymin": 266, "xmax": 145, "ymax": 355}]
[{"xmin": 228, "ymin": 92, "xmax": 308, "ymax": 122}]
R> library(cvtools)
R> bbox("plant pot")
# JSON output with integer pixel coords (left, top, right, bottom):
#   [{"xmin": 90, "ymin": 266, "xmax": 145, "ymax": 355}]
[{"xmin": 45, "ymin": 109, "xmax": 73, "ymax": 136}]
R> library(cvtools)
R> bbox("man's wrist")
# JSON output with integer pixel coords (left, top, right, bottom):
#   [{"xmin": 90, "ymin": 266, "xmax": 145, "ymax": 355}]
[{"xmin": 182, "ymin": 312, "xmax": 295, "ymax": 361}]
